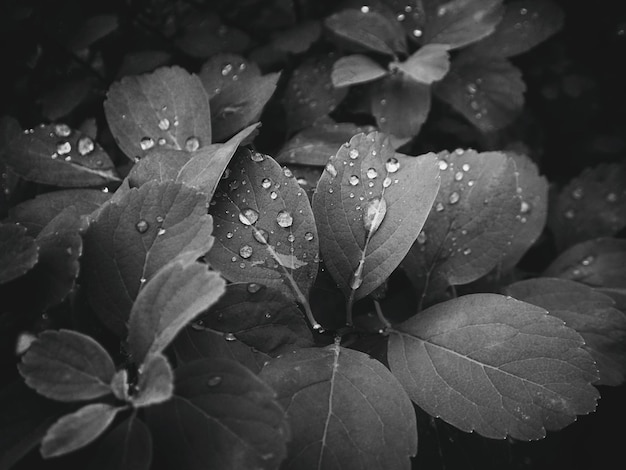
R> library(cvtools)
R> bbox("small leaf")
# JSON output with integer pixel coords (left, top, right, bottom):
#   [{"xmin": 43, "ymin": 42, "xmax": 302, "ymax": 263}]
[
  {"xmin": 176, "ymin": 12, "xmax": 249, "ymax": 59},
  {"xmin": 0, "ymin": 223, "xmax": 38, "ymax": 284},
  {"xmin": 81, "ymin": 181, "xmax": 215, "ymax": 337},
  {"xmin": 331, "ymin": 54, "xmax": 388, "ymax": 88},
  {"xmin": 394, "ymin": 44, "xmax": 451, "ymax": 84},
  {"xmin": 206, "ymin": 149, "xmax": 319, "ymax": 301},
  {"xmin": 388, "ymin": 293, "xmax": 599, "ymax": 440},
  {"xmin": 325, "ymin": 9, "xmax": 407, "ymax": 56},
  {"xmin": 505, "ymin": 278, "xmax": 626, "ymax": 386},
  {"xmin": 89, "ymin": 415, "xmax": 152, "ymax": 470},
  {"xmin": 132, "ymin": 354, "xmax": 174, "ymax": 407},
  {"xmin": 146, "ymin": 358, "xmax": 289, "ymax": 470},
  {"xmin": 41, "ymin": 404, "xmax": 122, "ymax": 458},
  {"xmin": 127, "ymin": 258, "xmax": 225, "ymax": 365},
  {"xmin": 19, "ymin": 329, "xmax": 115, "ymax": 402},
  {"xmin": 434, "ymin": 53, "xmax": 525, "ymax": 132},
  {"xmin": 260, "ymin": 344, "xmax": 417, "ymax": 469},
  {"xmin": 4, "ymin": 124, "xmax": 118, "ymax": 187},
  {"xmin": 313, "ymin": 132, "xmax": 440, "ymax": 305},
  {"xmin": 104, "ymin": 66, "xmax": 212, "ymax": 160}
]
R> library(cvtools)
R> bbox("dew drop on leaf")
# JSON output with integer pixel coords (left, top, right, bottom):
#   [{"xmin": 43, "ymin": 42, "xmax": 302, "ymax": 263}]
[
  {"xmin": 222, "ymin": 63, "xmax": 234, "ymax": 76},
  {"xmin": 250, "ymin": 152, "xmax": 265, "ymax": 162},
  {"xmin": 224, "ymin": 332, "xmax": 236, "ymax": 341},
  {"xmin": 606, "ymin": 193, "xmax": 618, "ymax": 203},
  {"xmin": 135, "ymin": 220, "xmax": 149, "ymax": 233},
  {"xmin": 383, "ymin": 177, "xmax": 392, "ymax": 188},
  {"xmin": 462, "ymin": 163, "xmax": 470, "ymax": 171},
  {"xmin": 449, "ymin": 192, "xmax": 460, "ymax": 204},
  {"xmin": 185, "ymin": 136, "xmax": 200, "ymax": 152},
  {"xmin": 325, "ymin": 162, "xmax": 338, "ymax": 177},
  {"xmin": 270, "ymin": 191, "xmax": 278, "ymax": 200},
  {"xmin": 207, "ymin": 376, "xmax": 222, "ymax": 387},
  {"xmin": 454, "ymin": 171, "xmax": 464, "ymax": 181},
  {"xmin": 304, "ymin": 231, "xmax": 314, "ymax": 241},
  {"xmin": 417, "ymin": 231, "xmax": 427, "ymax": 244},
  {"xmin": 520, "ymin": 201, "xmax": 531, "ymax": 214},
  {"xmin": 239, "ymin": 208, "xmax": 259, "ymax": 225},
  {"xmin": 253, "ymin": 228, "xmax": 269, "ymax": 244},
  {"xmin": 157, "ymin": 138, "xmax": 166, "ymax": 146},
  {"xmin": 435, "ymin": 202, "xmax": 445, "ymax": 212},
  {"xmin": 349, "ymin": 175, "xmax": 360, "ymax": 186},
  {"xmin": 276, "ymin": 210, "xmax": 294, "ymax": 228},
  {"xmin": 367, "ymin": 168, "xmax": 378, "ymax": 179},
  {"xmin": 412, "ymin": 29, "xmax": 423, "ymax": 37},
  {"xmin": 287, "ymin": 233, "xmax": 295, "ymax": 242},
  {"xmin": 226, "ymin": 232, "xmax": 233, "ymax": 239},
  {"xmin": 77, "ymin": 136, "xmax": 95, "ymax": 156},
  {"xmin": 463, "ymin": 247, "xmax": 472, "ymax": 255},
  {"xmin": 239, "ymin": 245, "xmax": 253, "ymax": 259},
  {"xmin": 581, "ymin": 255, "xmax": 594, "ymax": 266},
  {"xmin": 283, "ymin": 167, "xmax": 293, "ymax": 178},
  {"xmin": 139, "ymin": 137, "xmax": 155, "ymax": 151},
  {"xmin": 571, "ymin": 187, "xmax": 584, "ymax": 200},
  {"xmin": 158, "ymin": 118, "xmax": 170, "ymax": 131},
  {"xmin": 385, "ymin": 157, "xmax": 400, "ymax": 173},
  {"xmin": 54, "ymin": 123, "xmax": 72, "ymax": 137},
  {"xmin": 156, "ymin": 215, "xmax": 164, "ymax": 223},
  {"xmin": 247, "ymin": 283, "xmax": 262, "ymax": 293},
  {"xmin": 349, "ymin": 148, "xmax": 359, "ymax": 159},
  {"xmin": 157, "ymin": 228, "xmax": 166, "ymax": 235},
  {"xmin": 438, "ymin": 160, "xmax": 449, "ymax": 170},
  {"xmin": 57, "ymin": 141, "xmax": 71, "ymax": 155},
  {"xmin": 363, "ymin": 197, "xmax": 387, "ymax": 234},
  {"xmin": 261, "ymin": 178, "xmax": 272, "ymax": 189},
  {"xmin": 564, "ymin": 209, "xmax": 575, "ymax": 219}
]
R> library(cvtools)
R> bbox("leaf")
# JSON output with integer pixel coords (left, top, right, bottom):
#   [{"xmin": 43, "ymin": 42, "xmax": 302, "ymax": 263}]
[
  {"xmin": 194, "ymin": 284, "xmax": 313, "ymax": 356},
  {"xmin": 384, "ymin": 0, "xmax": 427, "ymax": 40},
  {"xmin": 39, "ymin": 78, "xmax": 95, "ymax": 121},
  {"xmin": 387, "ymin": 293, "xmax": 600, "ymax": 440},
  {"xmin": 146, "ymin": 358, "xmax": 289, "ymax": 470},
  {"xmin": 434, "ymin": 53, "xmax": 525, "ymax": 132},
  {"xmin": 282, "ymin": 53, "xmax": 348, "ymax": 132},
  {"xmin": 422, "ymin": 0, "xmax": 504, "ymax": 49},
  {"xmin": 175, "ymin": 12, "xmax": 249, "ymax": 59},
  {"xmin": 67, "ymin": 14, "xmax": 118, "ymax": 51},
  {"xmin": 547, "ymin": 163, "xmax": 626, "ymax": 251},
  {"xmin": 3, "ymin": 124, "xmax": 118, "ymax": 187},
  {"xmin": 104, "ymin": 66, "xmax": 212, "ymax": 160},
  {"xmin": 89, "ymin": 415, "xmax": 152, "ymax": 470},
  {"xmin": 276, "ymin": 120, "xmax": 376, "ymax": 167},
  {"xmin": 313, "ymin": 132, "xmax": 440, "ymax": 307},
  {"xmin": 206, "ymin": 149, "xmax": 319, "ymax": 301},
  {"xmin": 466, "ymin": 0, "xmax": 565, "ymax": 58},
  {"xmin": 331, "ymin": 54, "xmax": 388, "ymax": 88},
  {"xmin": 132, "ymin": 354, "xmax": 174, "ymax": 407},
  {"xmin": 18, "ymin": 329, "xmax": 115, "ymax": 402},
  {"xmin": 543, "ymin": 237, "xmax": 626, "ymax": 289},
  {"xmin": 127, "ymin": 148, "xmax": 195, "ymax": 186},
  {"xmin": 505, "ymin": 278, "xmax": 626, "ymax": 386},
  {"xmin": 81, "ymin": 181, "xmax": 215, "ymax": 337},
  {"xmin": 272, "ymin": 20, "xmax": 321, "ymax": 54},
  {"xmin": 259, "ymin": 344, "xmax": 417, "ymax": 469},
  {"xmin": 370, "ymin": 73, "xmax": 432, "ymax": 140},
  {"xmin": 116, "ymin": 50, "xmax": 172, "ymax": 79},
  {"xmin": 324, "ymin": 9, "xmax": 407, "ymax": 56},
  {"xmin": 394, "ymin": 44, "xmax": 451, "ymax": 84},
  {"xmin": 127, "ymin": 258, "xmax": 225, "ymax": 365},
  {"xmin": 0, "ymin": 223, "xmax": 38, "ymax": 284},
  {"xmin": 199, "ymin": 54, "xmax": 280, "ymax": 141},
  {"xmin": 41, "ymin": 404, "xmax": 122, "ymax": 458}
]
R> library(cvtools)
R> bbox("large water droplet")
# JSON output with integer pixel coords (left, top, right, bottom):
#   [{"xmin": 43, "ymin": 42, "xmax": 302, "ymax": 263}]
[
  {"xmin": 77, "ymin": 136, "xmax": 94, "ymax": 156},
  {"xmin": 247, "ymin": 283, "xmax": 262, "ymax": 293},
  {"xmin": 581, "ymin": 255, "xmax": 594, "ymax": 266},
  {"xmin": 185, "ymin": 136, "xmax": 200, "ymax": 152},
  {"xmin": 270, "ymin": 191, "xmax": 278, "ymax": 200},
  {"xmin": 135, "ymin": 220, "xmax": 149, "ymax": 233},
  {"xmin": 364, "ymin": 197, "xmax": 387, "ymax": 234},
  {"xmin": 326, "ymin": 162, "xmax": 338, "ymax": 177},
  {"xmin": 261, "ymin": 178, "xmax": 272, "ymax": 189},
  {"xmin": 360, "ymin": 5, "xmax": 370, "ymax": 13},
  {"xmin": 454, "ymin": 171, "xmax": 463, "ymax": 181},
  {"xmin": 438, "ymin": 160, "xmax": 449, "ymax": 170},
  {"xmin": 449, "ymin": 192, "xmax": 460, "ymax": 204},
  {"xmin": 435, "ymin": 202, "xmax": 445, "ymax": 212},
  {"xmin": 276, "ymin": 210, "xmax": 293, "ymax": 228},
  {"xmin": 57, "ymin": 141, "xmax": 71, "ymax": 155},
  {"xmin": 140, "ymin": 137, "xmax": 155, "ymax": 151},
  {"xmin": 304, "ymin": 232, "xmax": 314, "ymax": 241},
  {"xmin": 412, "ymin": 29, "xmax": 423, "ymax": 37},
  {"xmin": 158, "ymin": 118, "xmax": 170, "ymax": 131},
  {"xmin": 349, "ymin": 175, "xmax": 360, "ymax": 186},
  {"xmin": 520, "ymin": 201, "xmax": 531, "ymax": 214},
  {"xmin": 250, "ymin": 151, "xmax": 265, "ymax": 162},
  {"xmin": 349, "ymin": 148, "xmax": 359, "ymax": 159},
  {"xmin": 383, "ymin": 177, "xmax": 392, "ymax": 188},
  {"xmin": 239, "ymin": 245, "xmax": 253, "ymax": 259},
  {"xmin": 385, "ymin": 157, "xmax": 400, "ymax": 173},
  {"xmin": 221, "ymin": 63, "xmax": 233, "ymax": 76},
  {"xmin": 239, "ymin": 208, "xmax": 259, "ymax": 225},
  {"xmin": 224, "ymin": 332, "xmax": 236, "ymax": 341},
  {"xmin": 54, "ymin": 123, "xmax": 72, "ymax": 137},
  {"xmin": 462, "ymin": 163, "xmax": 470, "ymax": 171},
  {"xmin": 253, "ymin": 228, "xmax": 269, "ymax": 244},
  {"xmin": 366, "ymin": 168, "xmax": 378, "ymax": 179}
]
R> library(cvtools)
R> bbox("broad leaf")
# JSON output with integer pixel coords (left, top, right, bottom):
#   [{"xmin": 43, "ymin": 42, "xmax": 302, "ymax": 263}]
[
  {"xmin": 89, "ymin": 415, "xmax": 152, "ymax": 470},
  {"xmin": 331, "ymin": 54, "xmax": 388, "ymax": 88},
  {"xmin": 206, "ymin": 149, "xmax": 319, "ymax": 302},
  {"xmin": 402, "ymin": 149, "xmax": 521, "ymax": 305},
  {"xmin": 394, "ymin": 44, "xmax": 451, "ymax": 84},
  {"xmin": 199, "ymin": 53, "xmax": 280, "ymax": 141},
  {"xmin": 388, "ymin": 293, "xmax": 600, "ymax": 440},
  {"xmin": 131, "ymin": 354, "xmax": 174, "ymax": 407},
  {"xmin": 19, "ymin": 329, "xmax": 115, "ymax": 402},
  {"xmin": 3, "ymin": 124, "xmax": 118, "ymax": 187},
  {"xmin": 81, "ymin": 181, "xmax": 215, "ymax": 336},
  {"xmin": 260, "ymin": 344, "xmax": 417, "ymax": 469},
  {"xmin": 383, "ymin": 0, "xmax": 427, "ymax": 40},
  {"xmin": 434, "ymin": 53, "xmax": 525, "ymax": 132},
  {"xmin": 147, "ymin": 358, "xmax": 289, "ymax": 470},
  {"xmin": 104, "ymin": 66, "xmax": 212, "ymax": 160},
  {"xmin": 506, "ymin": 278, "xmax": 626, "ymax": 386},
  {"xmin": 547, "ymin": 163, "xmax": 626, "ymax": 251},
  {"xmin": 41, "ymin": 404, "xmax": 122, "ymax": 458},
  {"xmin": 314, "ymin": 132, "xmax": 440, "ymax": 309},
  {"xmin": 0, "ymin": 223, "xmax": 38, "ymax": 284},
  {"xmin": 127, "ymin": 259, "xmax": 225, "ymax": 365}
]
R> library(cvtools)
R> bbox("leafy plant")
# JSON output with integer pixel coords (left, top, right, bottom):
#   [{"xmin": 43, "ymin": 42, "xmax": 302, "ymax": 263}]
[{"xmin": 1, "ymin": 0, "xmax": 625, "ymax": 469}]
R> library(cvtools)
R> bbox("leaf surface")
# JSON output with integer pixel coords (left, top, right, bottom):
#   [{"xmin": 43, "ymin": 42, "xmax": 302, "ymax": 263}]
[
  {"xmin": 331, "ymin": 55, "xmax": 388, "ymax": 88},
  {"xmin": 175, "ymin": 12, "xmax": 249, "ymax": 59},
  {"xmin": 394, "ymin": 44, "xmax": 451, "ymax": 84},
  {"xmin": 131, "ymin": 354, "xmax": 174, "ymax": 407},
  {"xmin": 89, "ymin": 415, "xmax": 152, "ymax": 470},
  {"xmin": 0, "ymin": 223, "xmax": 38, "ymax": 284}
]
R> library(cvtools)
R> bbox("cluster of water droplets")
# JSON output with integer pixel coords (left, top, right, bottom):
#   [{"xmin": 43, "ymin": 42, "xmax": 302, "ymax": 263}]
[
  {"xmin": 465, "ymin": 79, "xmax": 488, "ymax": 121},
  {"xmin": 41, "ymin": 123, "xmax": 99, "ymax": 163},
  {"xmin": 134, "ymin": 214, "xmax": 167, "ymax": 237},
  {"xmin": 288, "ymin": 54, "xmax": 337, "ymax": 116},
  {"xmin": 137, "ymin": 106, "xmax": 200, "ymax": 154},
  {"xmin": 391, "ymin": 4, "xmax": 423, "ymax": 37}
]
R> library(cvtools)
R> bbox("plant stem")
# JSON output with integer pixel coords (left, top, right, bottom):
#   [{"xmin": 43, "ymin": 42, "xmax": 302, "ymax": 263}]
[{"xmin": 373, "ymin": 299, "xmax": 391, "ymax": 330}]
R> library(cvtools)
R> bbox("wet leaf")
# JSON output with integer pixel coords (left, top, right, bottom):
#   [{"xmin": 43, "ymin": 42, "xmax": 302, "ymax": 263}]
[
  {"xmin": 176, "ymin": 12, "xmax": 249, "ymax": 59},
  {"xmin": 0, "ymin": 223, "xmax": 38, "ymax": 285},
  {"xmin": 388, "ymin": 293, "xmax": 599, "ymax": 440},
  {"xmin": 260, "ymin": 344, "xmax": 417, "ymax": 469},
  {"xmin": 89, "ymin": 415, "xmax": 152, "ymax": 470},
  {"xmin": 331, "ymin": 54, "xmax": 388, "ymax": 88},
  {"xmin": 384, "ymin": 0, "xmax": 427, "ymax": 40},
  {"xmin": 19, "ymin": 329, "xmax": 115, "ymax": 402},
  {"xmin": 81, "ymin": 181, "xmax": 215, "ymax": 337},
  {"xmin": 4, "ymin": 124, "xmax": 118, "ymax": 187},
  {"xmin": 313, "ymin": 131, "xmax": 440, "ymax": 307},
  {"xmin": 147, "ymin": 358, "xmax": 289, "ymax": 470},
  {"xmin": 394, "ymin": 44, "xmax": 451, "ymax": 84},
  {"xmin": 206, "ymin": 149, "xmax": 319, "ymax": 302},
  {"xmin": 104, "ymin": 66, "xmax": 212, "ymax": 160},
  {"xmin": 131, "ymin": 354, "xmax": 174, "ymax": 407},
  {"xmin": 506, "ymin": 278, "xmax": 626, "ymax": 386}
]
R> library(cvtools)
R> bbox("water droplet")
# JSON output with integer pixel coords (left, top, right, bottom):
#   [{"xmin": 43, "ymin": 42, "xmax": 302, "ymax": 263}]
[
  {"xmin": 412, "ymin": 29, "xmax": 423, "ymax": 37},
  {"xmin": 606, "ymin": 192, "xmax": 618, "ymax": 203},
  {"xmin": 463, "ymin": 247, "xmax": 472, "ymax": 255},
  {"xmin": 454, "ymin": 171, "xmax": 463, "ymax": 181},
  {"xmin": 229, "ymin": 180, "xmax": 240, "ymax": 191},
  {"xmin": 304, "ymin": 232, "xmax": 314, "ymax": 241},
  {"xmin": 571, "ymin": 187, "xmax": 584, "ymax": 200},
  {"xmin": 438, "ymin": 160, "xmax": 449, "ymax": 170},
  {"xmin": 253, "ymin": 228, "xmax": 269, "ymax": 244},
  {"xmin": 287, "ymin": 233, "xmax": 295, "ymax": 242},
  {"xmin": 247, "ymin": 283, "xmax": 262, "ymax": 293},
  {"xmin": 261, "ymin": 178, "xmax": 272, "ymax": 189},
  {"xmin": 520, "ymin": 201, "xmax": 531, "ymax": 214},
  {"xmin": 397, "ymin": 13, "xmax": 405, "ymax": 21},
  {"xmin": 135, "ymin": 220, "xmax": 149, "ymax": 233},
  {"xmin": 224, "ymin": 332, "xmax": 236, "ymax": 341},
  {"xmin": 239, "ymin": 208, "xmax": 259, "ymax": 225},
  {"xmin": 564, "ymin": 209, "xmax": 575, "ymax": 219},
  {"xmin": 467, "ymin": 180, "xmax": 475, "ymax": 187},
  {"xmin": 349, "ymin": 175, "xmax": 360, "ymax": 186},
  {"xmin": 270, "ymin": 191, "xmax": 278, "ymax": 200},
  {"xmin": 417, "ymin": 231, "xmax": 427, "ymax": 244},
  {"xmin": 207, "ymin": 376, "xmax": 222, "ymax": 386},
  {"xmin": 581, "ymin": 255, "xmax": 594, "ymax": 266},
  {"xmin": 77, "ymin": 136, "xmax": 95, "ymax": 155},
  {"xmin": 57, "ymin": 141, "xmax": 71, "ymax": 155},
  {"xmin": 250, "ymin": 151, "xmax": 265, "ymax": 162},
  {"xmin": 221, "ymin": 63, "xmax": 233, "ymax": 76},
  {"xmin": 185, "ymin": 136, "xmax": 200, "ymax": 152},
  {"xmin": 366, "ymin": 168, "xmax": 378, "ymax": 179},
  {"xmin": 64, "ymin": 155, "xmax": 72, "ymax": 162},
  {"xmin": 349, "ymin": 148, "xmax": 359, "ymax": 159},
  {"xmin": 449, "ymin": 192, "xmax": 460, "ymax": 204},
  {"xmin": 226, "ymin": 232, "xmax": 233, "ymax": 239},
  {"xmin": 520, "ymin": 7, "xmax": 528, "ymax": 15},
  {"xmin": 157, "ymin": 137, "xmax": 166, "ymax": 146},
  {"xmin": 385, "ymin": 157, "xmax": 400, "ymax": 173},
  {"xmin": 54, "ymin": 123, "xmax": 71, "ymax": 137},
  {"xmin": 239, "ymin": 245, "xmax": 253, "ymax": 258},
  {"xmin": 157, "ymin": 228, "xmax": 166, "ymax": 236},
  {"xmin": 435, "ymin": 202, "xmax": 445, "ymax": 212},
  {"xmin": 276, "ymin": 210, "xmax": 293, "ymax": 228},
  {"xmin": 364, "ymin": 197, "xmax": 387, "ymax": 234},
  {"xmin": 158, "ymin": 118, "xmax": 170, "ymax": 131},
  {"xmin": 360, "ymin": 5, "xmax": 370, "ymax": 13},
  {"xmin": 325, "ymin": 162, "xmax": 337, "ymax": 177},
  {"xmin": 383, "ymin": 177, "xmax": 392, "ymax": 188}
]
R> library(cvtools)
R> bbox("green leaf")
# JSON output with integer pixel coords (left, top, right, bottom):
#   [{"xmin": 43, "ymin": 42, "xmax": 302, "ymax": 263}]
[
  {"xmin": 422, "ymin": 0, "xmax": 504, "ymax": 49},
  {"xmin": 388, "ymin": 293, "xmax": 599, "ymax": 440},
  {"xmin": 543, "ymin": 237, "xmax": 626, "ymax": 289},
  {"xmin": 66, "ymin": 14, "xmax": 118, "ymax": 51},
  {"xmin": 127, "ymin": 258, "xmax": 225, "ymax": 365},
  {"xmin": 146, "ymin": 358, "xmax": 289, "ymax": 470},
  {"xmin": 41, "ymin": 404, "xmax": 122, "ymax": 458},
  {"xmin": 434, "ymin": 53, "xmax": 525, "ymax": 132},
  {"xmin": 260, "ymin": 344, "xmax": 417, "ymax": 469},
  {"xmin": 81, "ymin": 181, "xmax": 215, "ymax": 337},
  {"xmin": 206, "ymin": 149, "xmax": 319, "ymax": 302},
  {"xmin": 394, "ymin": 44, "xmax": 451, "ymax": 84},
  {"xmin": 325, "ymin": 9, "xmax": 407, "ymax": 56},
  {"xmin": 131, "ymin": 354, "xmax": 174, "ymax": 407},
  {"xmin": 199, "ymin": 54, "xmax": 280, "ymax": 141},
  {"xmin": 313, "ymin": 132, "xmax": 440, "ymax": 309},
  {"xmin": 18, "ymin": 329, "xmax": 115, "ymax": 402},
  {"xmin": 0, "ymin": 223, "xmax": 38, "ymax": 284},
  {"xmin": 331, "ymin": 54, "xmax": 388, "ymax": 88},
  {"xmin": 547, "ymin": 163, "xmax": 626, "ymax": 251},
  {"xmin": 88, "ymin": 415, "xmax": 152, "ymax": 470},
  {"xmin": 175, "ymin": 12, "xmax": 249, "ymax": 59},
  {"xmin": 402, "ymin": 149, "xmax": 521, "ymax": 305},
  {"xmin": 271, "ymin": 20, "xmax": 321, "ymax": 54},
  {"xmin": 466, "ymin": 0, "xmax": 564, "ymax": 58},
  {"xmin": 104, "ymin": 66, "xmax": 212, "ymax": 160},
  {"xmin": 505, "ymin": 278, "xmax": 626, "ymax": 386},
  {"xmin": 3, "ymin": 124, "xmax": 118, "ymax": 187}
]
